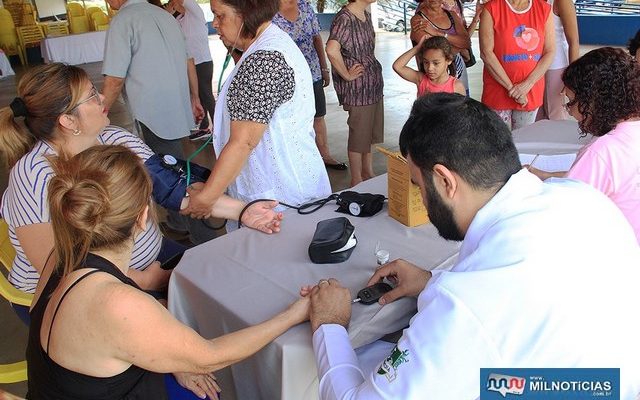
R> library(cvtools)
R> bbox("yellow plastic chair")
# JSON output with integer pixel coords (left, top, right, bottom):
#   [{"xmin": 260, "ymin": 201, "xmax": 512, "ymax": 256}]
[
  {"xmin": 66, "ymin": 3, "xmax": 90, "ymax": 34},
  {"xmin": 43, "ymin": 21, "xmax": 70, "ymax": 37},
  {"xmin": 0, "ymin": 8, "xmax": 24, "ymax": 65},
  {"xmin": 16, "ymin": 24, "xmax": 44, "ymax": 66},
  {"xmin": 66, "ymin": 2, "xmax": 85, "ymax": 17},
  {"xmin": 21, "ymin": 3, "xmax": 37, "ymax": 25},
  {"xmin": 85, "ymin": 6, "xmax": 102, "ymax": 30},
  {"xmin": 0, "ymin": 219, "xmax": 29, "ymax": 384},
  {"xmin": 92, "ymin": 11, "xmax": 110, "ymax": 31}
]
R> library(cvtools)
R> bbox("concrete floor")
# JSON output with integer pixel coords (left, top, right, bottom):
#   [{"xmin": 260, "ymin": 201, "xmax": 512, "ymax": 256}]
[{"xmin": 0, "ymin": 31, "xmax": 599, "ymax": 397}]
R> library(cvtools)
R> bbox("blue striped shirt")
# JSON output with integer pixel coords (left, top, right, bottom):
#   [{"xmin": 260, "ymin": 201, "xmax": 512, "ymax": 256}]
[{"xmin": 0, "ymin": 126, "xmax": 162, "ymax": 294}]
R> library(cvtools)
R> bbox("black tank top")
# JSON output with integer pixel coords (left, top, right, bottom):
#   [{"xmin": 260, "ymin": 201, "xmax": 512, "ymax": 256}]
[{"xmin": 26, "ymin": 253, "xmax": 168, "ymax": 400}]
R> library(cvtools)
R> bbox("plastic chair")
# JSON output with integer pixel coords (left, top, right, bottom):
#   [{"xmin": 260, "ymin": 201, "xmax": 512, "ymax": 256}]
[
  {"xmin": 16, "ymin": 24, "xmax": 44, "ymax": 66},
  {"xmin": 66, "ymin": 2, "xmax": 85, "ymax": 17},
  {"xmin": 0, "ymin": 219, "xmax": 29, "ymax": 384},
  {"xmin": 43, "ymin": 21, "xmax": 70, "ymax": 37},
  {"xmin": 0, "ymin": 8, "xmax": 24, "ymax": 65},
  {"xmin": 21, "ymin": 3, "xmax": 37, "ymax": 25},
  {"xmin": 66, "ymin": 3, "xmax": 89, "ymax": 34},
  {"xmin": 85, "ymin": 6, "xmax": 102, "ymax": 30},
  {"xmin": 91, "ymin": 11, "xmax": 110, "ymax": 31}
]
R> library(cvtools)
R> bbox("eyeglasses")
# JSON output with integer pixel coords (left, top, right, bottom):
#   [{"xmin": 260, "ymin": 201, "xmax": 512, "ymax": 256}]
[
  {"xmin": 561, "ymin": 86, "xmax": 577, "ymax": 113},
  {"xmin": 70, "ymin": 86, "xmax": 102, "ymax": 111}
]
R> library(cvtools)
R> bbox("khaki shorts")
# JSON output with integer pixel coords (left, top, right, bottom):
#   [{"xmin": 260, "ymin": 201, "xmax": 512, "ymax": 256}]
[{"xmin": 344, "ymin": 100, "xmax": 384, "ymax": 153}]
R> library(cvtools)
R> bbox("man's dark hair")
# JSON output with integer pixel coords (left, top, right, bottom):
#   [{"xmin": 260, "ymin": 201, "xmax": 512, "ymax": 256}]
[
  {"xmin": 628, "ymin": 29, "xmax": 640, "ymax": 58},
  {"xmin": 223, "ymin": 0, "xmax": 279, "ymax": 39},
  {"xmin": 399, "ymin": 94, "xmax": 521, "ymax": 191},
  {"xmin": 562, "ymin": 47, "xmax": 640, "ymax": 137}
]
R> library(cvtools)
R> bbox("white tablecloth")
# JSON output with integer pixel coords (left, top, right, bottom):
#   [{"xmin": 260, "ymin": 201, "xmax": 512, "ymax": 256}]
[
  {"xmin": 0, "ymin": 50, "xmax": 15, "ymax": 78},
  {"xmin": 168, "ymin": 175, "xmax": 461, "ymax": 400},
  {"xmin": 41, "ymin": 30, "xmax": 107, "ymax": 65}
]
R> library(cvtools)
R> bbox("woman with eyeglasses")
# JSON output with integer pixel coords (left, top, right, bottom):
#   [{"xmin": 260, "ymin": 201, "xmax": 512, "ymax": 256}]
[
  {"xmin": 528, "ymin": 47, "xmax": 640, "ymax": 244},
  {"xmin": 26, "ymin": 145, "xmax": 309, "ymax": 399},
  {"xmin": 0, "ymin": 63, "xmax": 283, "ymax": 325}
]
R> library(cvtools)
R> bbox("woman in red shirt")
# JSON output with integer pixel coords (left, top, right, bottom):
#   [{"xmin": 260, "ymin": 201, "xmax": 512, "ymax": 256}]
[{"xmin": 479, "ymin": 0, "xmax": 555, "ymax": 130}]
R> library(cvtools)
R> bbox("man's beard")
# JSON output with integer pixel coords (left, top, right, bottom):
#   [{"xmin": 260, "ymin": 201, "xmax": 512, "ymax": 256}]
[{"xmin": 425, "ymin": 178, "xmax": 464, "ymax": 242}]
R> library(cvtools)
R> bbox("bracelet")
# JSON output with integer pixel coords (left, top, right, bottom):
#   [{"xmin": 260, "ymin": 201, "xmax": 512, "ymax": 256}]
[{"xmin": 322, "ymin": 68, "xmax": 330, "ymax": 73}]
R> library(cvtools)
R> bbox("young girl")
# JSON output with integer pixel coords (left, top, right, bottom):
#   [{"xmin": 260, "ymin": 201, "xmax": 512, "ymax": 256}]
[{"xmin": 393, "ymin": 35, "xmax": 466, "ymax": 97}]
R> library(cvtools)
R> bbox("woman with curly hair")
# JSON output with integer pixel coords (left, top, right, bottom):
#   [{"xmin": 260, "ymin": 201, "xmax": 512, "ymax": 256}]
[
  {"xmin": 529, "ymin": 47, "xmax": 640, "ymax": 243},
  {"xmin": 628, "ymin": 28, "xmax": 640, "ymax": 61}
]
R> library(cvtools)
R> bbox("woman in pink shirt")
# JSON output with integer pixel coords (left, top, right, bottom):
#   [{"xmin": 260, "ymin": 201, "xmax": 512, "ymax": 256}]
[{"xmin": 529, "ymin": 47, "xmax": 640, "ymax": 243}]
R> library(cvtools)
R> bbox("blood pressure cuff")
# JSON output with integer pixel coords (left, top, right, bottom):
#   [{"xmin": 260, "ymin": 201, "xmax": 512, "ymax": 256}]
[
  {"xmin": 335, "ymin": 191, "xmax": 386, "ymax": 217},
  {"xmin": 309, "ymin": 217, "xmax": 357, "ymax": 264},
  {"xmin": 144, "ymin": 154, "xmax": 211, "ymax": 211}
]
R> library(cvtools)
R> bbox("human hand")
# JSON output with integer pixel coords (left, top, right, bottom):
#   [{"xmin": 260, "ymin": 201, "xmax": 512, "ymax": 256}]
[
  {"xmin": 345, "ymin": 64, "xmax": 365, "ymax": 81},
  {"xmin": 366, "ymin": 259, "xmax": 431, "ymax": 305},
  {"xmin": 174, "ymin": 372, "xmax": 220, "ymax": 400},
  {"xmin": 191, "ymin": 97, "xmax": 205, "ymax": 125},
  {"xmin": 525, "ymin": 165, "xmax": 553, "ymax": 181},
  {"xmin": 286, "ymin": 294, "xmax": 311, "ymax": 325},
  {"xmin": 508, "ymin": 81, "xmax": 533, "ymax": 102},
  {"xmin": 309, "ymin": 278, "xmax": 352, "ymax": 332},
  {"xmin": 322, "ymin": 69, "xmax": 331, "ymax": 87},
  {"xmin": 241, "ymin": 200, "xmax": 283, "ymax": 234},
  {"xmin": 181, "ymin": 185, "xmax": 215, "ymax": 219}
]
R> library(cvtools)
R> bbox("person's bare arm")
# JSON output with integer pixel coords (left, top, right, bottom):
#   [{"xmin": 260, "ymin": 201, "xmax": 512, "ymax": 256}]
[
  {"xmin": 454, "ymin": 79, "xmax": 466, "ymax": 95},
  {"xmin": 392, "ymin": 37, "xmax": 426, "ymax": 85},
  {"xmin": 479, "ymin": 11, "xmax": 513, "ymax": 90},
  {"xmin": 187, "ymin": 58, "xmax": 204, "ymax": 124},
  {"xmin": 508, "ymin": 14, "xmax": 555, "ymax": 100},
  {"xmin": 448, "ymin": 12, "xmax": 472, "ymax": 50},
  {"xmin": 466, "ymin": 1, "xmax": 485, "ymax": 34},
  {"xmin": 15, "ymin": 223, "xmax": 55, "ymax": 275},
  {"xmin": 313, "ymin": 35, "xmax": 331, "ymax": 87},
  {"xmin": 180, "ymin": 121, "xmax": 267, "ymax": 219},
  {"xmin": 100, "ymin": 284, "xmax": 309, "ymax": 374},
  {"xmin": 102, "ymin": 76, "xmax": 125, "ymax": 112},
  {"xmin": 556, "ymin": 0, "xmax": 579, "ymax": 63},
  {"xmin": 325, "ymin": 40, "xmax": 364, "ymax": 82}
]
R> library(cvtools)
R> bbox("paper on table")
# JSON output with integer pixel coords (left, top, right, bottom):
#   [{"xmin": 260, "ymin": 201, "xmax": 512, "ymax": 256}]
[{"xmin": 519, "ymin": 153, "xmax": 577, "ymax": 172}]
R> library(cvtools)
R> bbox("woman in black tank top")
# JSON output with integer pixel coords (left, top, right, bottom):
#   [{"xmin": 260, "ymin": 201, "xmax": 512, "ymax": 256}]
[{"xmin": 27, "ymin": 145, "xmax": 310, "ymax": 400}]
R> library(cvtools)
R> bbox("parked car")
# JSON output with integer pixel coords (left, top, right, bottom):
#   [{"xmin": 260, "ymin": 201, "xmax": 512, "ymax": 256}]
[{"xmin": 377, "ymin": 0, "xmax": 416, "ymax": 32}]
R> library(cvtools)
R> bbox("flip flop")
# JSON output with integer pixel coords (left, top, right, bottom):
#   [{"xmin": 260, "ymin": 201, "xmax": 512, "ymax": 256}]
[{"xmin": 324, "ymin": 161, "xmax": 348, "ymax": 171}]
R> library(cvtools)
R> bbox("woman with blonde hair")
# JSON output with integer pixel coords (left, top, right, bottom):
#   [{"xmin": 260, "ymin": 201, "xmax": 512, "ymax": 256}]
[
  {"xmin": 0, "ymin": 63, "xmax": 282, "ymax": 324},
  {"xmin": 26, "ymin": 145, "xmax": 308, "ymax": 399}
]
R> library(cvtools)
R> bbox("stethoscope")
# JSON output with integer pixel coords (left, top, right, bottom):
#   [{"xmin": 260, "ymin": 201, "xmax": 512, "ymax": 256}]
[{"xmin": 217, "ymin": 22, "xmax": 244, "ymax": 94}]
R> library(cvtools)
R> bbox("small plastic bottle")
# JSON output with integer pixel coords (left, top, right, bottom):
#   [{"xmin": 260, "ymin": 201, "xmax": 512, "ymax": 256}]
[{"xmin": 376, "ymin": 249, "xmax": 390, "ymax": 266}]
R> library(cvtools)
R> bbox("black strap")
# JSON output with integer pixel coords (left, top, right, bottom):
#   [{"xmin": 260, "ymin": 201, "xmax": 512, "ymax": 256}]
[
  {"xmin": 46, "ymin": 269, "xmax": 102, "ymax": 353},
  {"xmin": 237, "ymin": 195, "xmax": 341, "ymax": 229},
  {"xmin": 419, "ymin": 10, "xmax": 454, "ymax": 32}
]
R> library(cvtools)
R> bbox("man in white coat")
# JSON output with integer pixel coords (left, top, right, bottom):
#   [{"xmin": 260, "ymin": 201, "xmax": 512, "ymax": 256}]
[{"xmin": 308, "ymin": 94, "xmax": 640, "ymax": 400}]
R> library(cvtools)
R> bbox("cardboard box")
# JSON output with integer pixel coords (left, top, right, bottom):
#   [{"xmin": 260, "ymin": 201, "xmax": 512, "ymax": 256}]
[{"xmin": 378, "ymin": 147, "xmax": 429, "ymax": 227}]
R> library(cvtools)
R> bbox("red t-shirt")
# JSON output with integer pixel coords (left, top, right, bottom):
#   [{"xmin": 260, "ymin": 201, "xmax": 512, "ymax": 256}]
[{"xmin": 481, "ymin": 0, "xmax": 551, "ymax": 111}]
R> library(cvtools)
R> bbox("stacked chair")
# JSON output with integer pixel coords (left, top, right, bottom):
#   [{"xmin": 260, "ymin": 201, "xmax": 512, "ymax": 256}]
[
  {"xmin": 66, "ymin": 2, "xmax": 90, "ymax": 34},
  {"xmin": 0, "ymin": 219, "xmax": 30, "ymax": 384},
  {"xmin": 91, "ymin": 11, "xmax": 110, "ymax": 31},
  {"xmin": 0, "ymin": 7, "xmax": 24, "ymax": 65},
  {"xmin": 42, "ymin": 21, "xmax": 69, "ymax": 37},
  {"xmin": 16, "ymin": 24, "xmax": 43, "ymax": 66}
]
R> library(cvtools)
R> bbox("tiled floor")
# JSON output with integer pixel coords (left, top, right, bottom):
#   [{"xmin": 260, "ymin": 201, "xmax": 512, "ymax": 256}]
[{"xmin": 0, "ymin": 30, "xmax": 600, "ymax": 397}]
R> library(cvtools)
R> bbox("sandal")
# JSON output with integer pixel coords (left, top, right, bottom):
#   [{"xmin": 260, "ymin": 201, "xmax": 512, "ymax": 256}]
[{"xmin": 324, "ymin": 161, "xmax": 348, "ymax": 171}]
